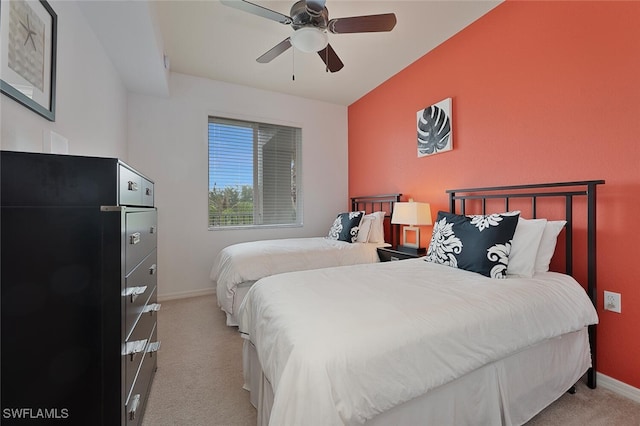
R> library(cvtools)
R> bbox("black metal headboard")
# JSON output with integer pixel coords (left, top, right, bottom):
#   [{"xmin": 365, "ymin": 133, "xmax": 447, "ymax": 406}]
[
  {"xmin": 446, "ymin": 180, "xmax": 604, "ymax": 389},
  {"xmin": 351, "ymin": 193, "xmax": 402, "ymax": 247}
]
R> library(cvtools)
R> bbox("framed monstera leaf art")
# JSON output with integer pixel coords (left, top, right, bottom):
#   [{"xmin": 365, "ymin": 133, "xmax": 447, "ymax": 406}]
[{"xmin": 417, "ymin": 98, "xmax": 452, "ymax": 157}]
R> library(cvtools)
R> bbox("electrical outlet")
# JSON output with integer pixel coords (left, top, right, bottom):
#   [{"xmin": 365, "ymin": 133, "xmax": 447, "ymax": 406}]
[{"xmin": 604, "ymin": 291, "xmax": 621, "ymax": 313}]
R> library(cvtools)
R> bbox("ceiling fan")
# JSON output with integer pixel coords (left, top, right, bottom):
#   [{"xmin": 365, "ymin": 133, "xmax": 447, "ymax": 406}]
[{"xmin": 220, "ymin": 0, "xmax": 397, "ymax": 72}]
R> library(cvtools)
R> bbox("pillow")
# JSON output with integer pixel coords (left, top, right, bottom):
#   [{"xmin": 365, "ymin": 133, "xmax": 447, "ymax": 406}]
[
  {"xmin": 507, "ymin": 218, "xmax": 547, "ymax": 278},
  {"xmin": 366, "ymin": 211, "xmax": 387, "ymax": 243},
  {"xmin": 534, "ymin": 220, "xmax": 567, "ymax": 273},
  {"xmin": 355, "ymin": 215, "xmax": 372, "ymax": 243},
  {"xmin": 425, "ymin": 210, "xmax": 520, "ymax": 278},
  {"xmin": 327, "ymin": 211, "xmax": 365, "ymax": 243}
]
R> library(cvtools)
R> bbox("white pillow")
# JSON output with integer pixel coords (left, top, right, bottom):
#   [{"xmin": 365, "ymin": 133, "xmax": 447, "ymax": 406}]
[
  {"xmin": 534, "ymin": 220, "xmax": 567, "ymax": 273},
  {"xmin": 356, "ymin": 216, "xmax": 372, "ymax": 242},
  {"xmin": 507, "ymin": 218, "xmax": 547, "ymax": 278},
  {"xmin": 367, "ymin": 211, "xmax": 387, "ymax": 243}
]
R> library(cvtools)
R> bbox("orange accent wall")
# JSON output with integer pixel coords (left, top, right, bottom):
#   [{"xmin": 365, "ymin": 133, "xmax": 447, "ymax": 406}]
[{"xmin": 349, "ymin": 1, "xmax": 640, "ymax": 390}]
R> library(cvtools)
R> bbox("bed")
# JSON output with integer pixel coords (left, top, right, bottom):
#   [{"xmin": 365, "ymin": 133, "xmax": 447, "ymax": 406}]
[
  {"xmin": 237, "ymin": 180, "xmax": 604, "ymax": 426},
  {"xmin": 211, "ymin": 194, "xmax": 401, "ymax": 326}
]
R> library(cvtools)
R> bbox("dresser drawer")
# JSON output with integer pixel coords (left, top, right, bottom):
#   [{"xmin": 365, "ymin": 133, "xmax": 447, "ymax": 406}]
[
  {"xmin": 124, "ymin": 284, "xmax": 157, "ymax": 343},
  {"xmin": 125, "ymin": 251, "xmax": 157, "ymax": 340},
  {"xmin": 119, "ymin": 164, "xmax": 155, "ymax": 207},
  {"xmin": 126, "ymin": 323, "xmax": 159, "ymax": 426},
  {"xmin": 125, "ymin": 210, "xmax": 157, "ymax": 275},
  {"xmin": 119, "ymin": 165, "xmax": 143, "ymax": 206},
  {"xmin": 123, "ymin": 308, "xmax": 155, "ymax": 400}
]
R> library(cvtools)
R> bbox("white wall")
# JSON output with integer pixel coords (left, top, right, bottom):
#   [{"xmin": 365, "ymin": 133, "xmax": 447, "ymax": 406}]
[
  {"xmin": 0, "ymin": 1, "xmax": 127, "ymax": 158},
  {"xmin": 128, "ymin": 72, "xmax": 348, "ymax": 300}
]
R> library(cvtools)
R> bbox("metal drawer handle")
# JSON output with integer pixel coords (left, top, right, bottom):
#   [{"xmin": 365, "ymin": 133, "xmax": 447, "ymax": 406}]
[
  {"xmin": 128, "ymin": 181, "xmax": 139, "ymax": 191},
  {"xmin": 124, "ymin": 339, "xmax": 148, "ymax": 362},
  {"xmin": 129, "ymin": 232, "xmax": 141, "ymax": 245},
  {"xmin": 123, "ymin": 286, "xmax": 147, "ymax": 303},
  {"xmin": 128, "ymin": 394, "xmax": 141, "ymax": 421},
  {"xmin": 149, "ymin": 264, "xmax": 157, "ymax": 275},
  {"xmin": 147, "ymin": 341, "xmax": 161, "ymax": 357},
  {"xmin": 144, "ymin": 303, "xmax": 161, "ymax": 315}
]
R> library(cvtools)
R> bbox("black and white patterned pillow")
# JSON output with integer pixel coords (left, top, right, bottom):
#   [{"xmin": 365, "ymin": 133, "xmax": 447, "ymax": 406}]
[
  {"xmin": 327, "ymin": 211, "xmax": 365, "ymax": 243},
  {"xmin": 425, "ymin": 211, "xmax": 520, "ymax": 278}
]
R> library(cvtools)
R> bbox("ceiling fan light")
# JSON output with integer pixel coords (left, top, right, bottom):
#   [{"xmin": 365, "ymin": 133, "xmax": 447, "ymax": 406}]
[{"xmin": 290, "ymin": 27, "xmax": 328, "ymax": 53}]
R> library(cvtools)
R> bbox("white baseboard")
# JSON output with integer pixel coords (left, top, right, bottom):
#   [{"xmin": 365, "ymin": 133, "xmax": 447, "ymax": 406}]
[
  {"xmin": 597, "ymin": 372, "xmax": 640, "ymax": 403},
  {"xmin": 158, "ymin": 287, "xmax": 215, "ymax": 302}
]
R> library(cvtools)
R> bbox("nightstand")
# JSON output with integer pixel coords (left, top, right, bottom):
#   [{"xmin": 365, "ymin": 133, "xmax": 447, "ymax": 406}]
[{"xmin": 377, "ymin": 246, "xmax": 426, "ymax": 262}]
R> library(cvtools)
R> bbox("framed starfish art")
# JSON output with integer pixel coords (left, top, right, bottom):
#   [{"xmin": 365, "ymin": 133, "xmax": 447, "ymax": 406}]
[{"xmin": 1, "ymin": 0, "xmax": 57, "ymax": 121}]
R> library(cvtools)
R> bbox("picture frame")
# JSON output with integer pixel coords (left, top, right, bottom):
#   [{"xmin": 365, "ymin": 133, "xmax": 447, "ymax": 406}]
[
  {"xmin": 417, "ymin": 98, "xmax": 452, "ymax": 157},
  {"xmin": 1, "ymin": 0, "xmax": 57, "ymax": 121}
]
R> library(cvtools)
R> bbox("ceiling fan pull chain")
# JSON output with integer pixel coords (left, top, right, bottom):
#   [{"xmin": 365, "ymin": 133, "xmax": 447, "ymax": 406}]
[
  {"xmin": 292, "ymin": 48, "xmax": 296, "ymax": 81},
  {"xmin": 325, "ymin": 48, "xmax": 329, "ymax": 73}
]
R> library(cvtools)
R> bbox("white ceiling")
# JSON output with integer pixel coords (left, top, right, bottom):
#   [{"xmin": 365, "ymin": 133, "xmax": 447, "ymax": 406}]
[{"xmin": 81, "ymin": 0, "xmax": 502, "ymax": 106}]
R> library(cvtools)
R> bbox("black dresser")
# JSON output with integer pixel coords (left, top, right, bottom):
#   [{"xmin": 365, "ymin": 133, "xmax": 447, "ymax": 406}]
[{"xmin": 1, "ymin": 151, "xmax": 159, "ymax": 425}]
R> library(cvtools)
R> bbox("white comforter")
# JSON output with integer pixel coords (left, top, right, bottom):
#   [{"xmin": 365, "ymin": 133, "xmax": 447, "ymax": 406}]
[
  {"xmin": 211, "ymin": 237, "xmax": 384, "ymax": 317},
  {"xmin": 238, "ymin": 259, "xmax": 598, "ymax": 426}
]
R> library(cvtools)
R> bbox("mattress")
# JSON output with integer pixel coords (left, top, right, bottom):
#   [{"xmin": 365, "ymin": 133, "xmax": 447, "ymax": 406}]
[{"xmin": 238, "ymin": 259, "xmax": 598, "ymax": 426}]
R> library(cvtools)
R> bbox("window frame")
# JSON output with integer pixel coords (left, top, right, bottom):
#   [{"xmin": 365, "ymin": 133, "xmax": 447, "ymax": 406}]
[{"xmin": 207, "ymin": 115, "xmax": 303, "ymax": 231}]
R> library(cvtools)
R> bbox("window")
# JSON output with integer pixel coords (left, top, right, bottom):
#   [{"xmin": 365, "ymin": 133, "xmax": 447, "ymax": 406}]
[{"xmin": 208, "ymin": 116, "xmax": 302, "ymax": 229}]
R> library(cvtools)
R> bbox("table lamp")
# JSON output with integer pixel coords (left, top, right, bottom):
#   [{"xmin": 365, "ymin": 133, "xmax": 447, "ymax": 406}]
[{"xmin": 391, "ymin": 200, "xmax": 432, "ymax": 254}]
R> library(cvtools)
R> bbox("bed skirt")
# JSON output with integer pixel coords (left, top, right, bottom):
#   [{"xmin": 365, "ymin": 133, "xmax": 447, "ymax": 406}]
[
  {"xmin": 242, "ymin": 328, "xmax": 591, "ymax": 426},
  {"xmin": 224, "ymin": 281, "xmax": 254, "ymax": 326}
]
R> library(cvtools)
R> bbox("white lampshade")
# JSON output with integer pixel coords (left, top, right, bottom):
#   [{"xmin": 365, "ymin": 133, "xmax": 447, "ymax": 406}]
[
  {"xmin": 391, "ymin": 202, "xmax": 432, "ymax": 226},
  {"xmin": 290, "ymin": 27, "xmax": 329, "ymax": 53}
]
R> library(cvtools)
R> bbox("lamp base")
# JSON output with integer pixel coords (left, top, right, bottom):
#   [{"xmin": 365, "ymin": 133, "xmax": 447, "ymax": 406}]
[{"xmin": 402, "ymin": 226, "xmax": 421, "ymax": 249}]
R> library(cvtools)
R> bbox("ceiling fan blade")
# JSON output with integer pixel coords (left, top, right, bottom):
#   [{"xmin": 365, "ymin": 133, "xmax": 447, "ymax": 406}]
[
  {"xmin": 317, "ymin": 44, "xmax": 344, "ymax": 73},
  {"xmin": 305, "ymin": 0, "xmax": 326, "ymax": 15},
  {"xmin": 220, "ymin": 0, "xmax": 292, "ymax": 25},
  {"xmin": 328, "ymin": 13, "xmax": 397, "ymax": 34},
  {"xmin": 257, "ymin": 38, "xmax": 292, "ymax": 63}
]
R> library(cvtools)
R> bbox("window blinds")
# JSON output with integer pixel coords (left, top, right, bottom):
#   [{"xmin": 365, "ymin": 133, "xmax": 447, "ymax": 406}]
[{"xmin": 208, "ymin": 116, "xmax": 302, "ymax": 228}]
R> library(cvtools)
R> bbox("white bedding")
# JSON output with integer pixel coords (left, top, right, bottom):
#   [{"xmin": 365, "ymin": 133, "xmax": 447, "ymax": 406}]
[
  {"xmin": 211, "ymin": 237, "xmax": 386, "ymax": 324},
  {"xmin": 238, "ymin": 259, "xmax": 598, "ymax": 426},
  {"xmin": 244, "ymin": 328, "xmax": 592, "ymax": 426}
]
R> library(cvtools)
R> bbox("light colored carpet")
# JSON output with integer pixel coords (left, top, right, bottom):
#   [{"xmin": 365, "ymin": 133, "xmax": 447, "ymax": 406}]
[
  {"xmin": 142, "ymin": 295, "xmax": 640, "ymax": 426},
  {"xmin": 142, "ymin": 295, "xmax": 256, "ymax": 426}
]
